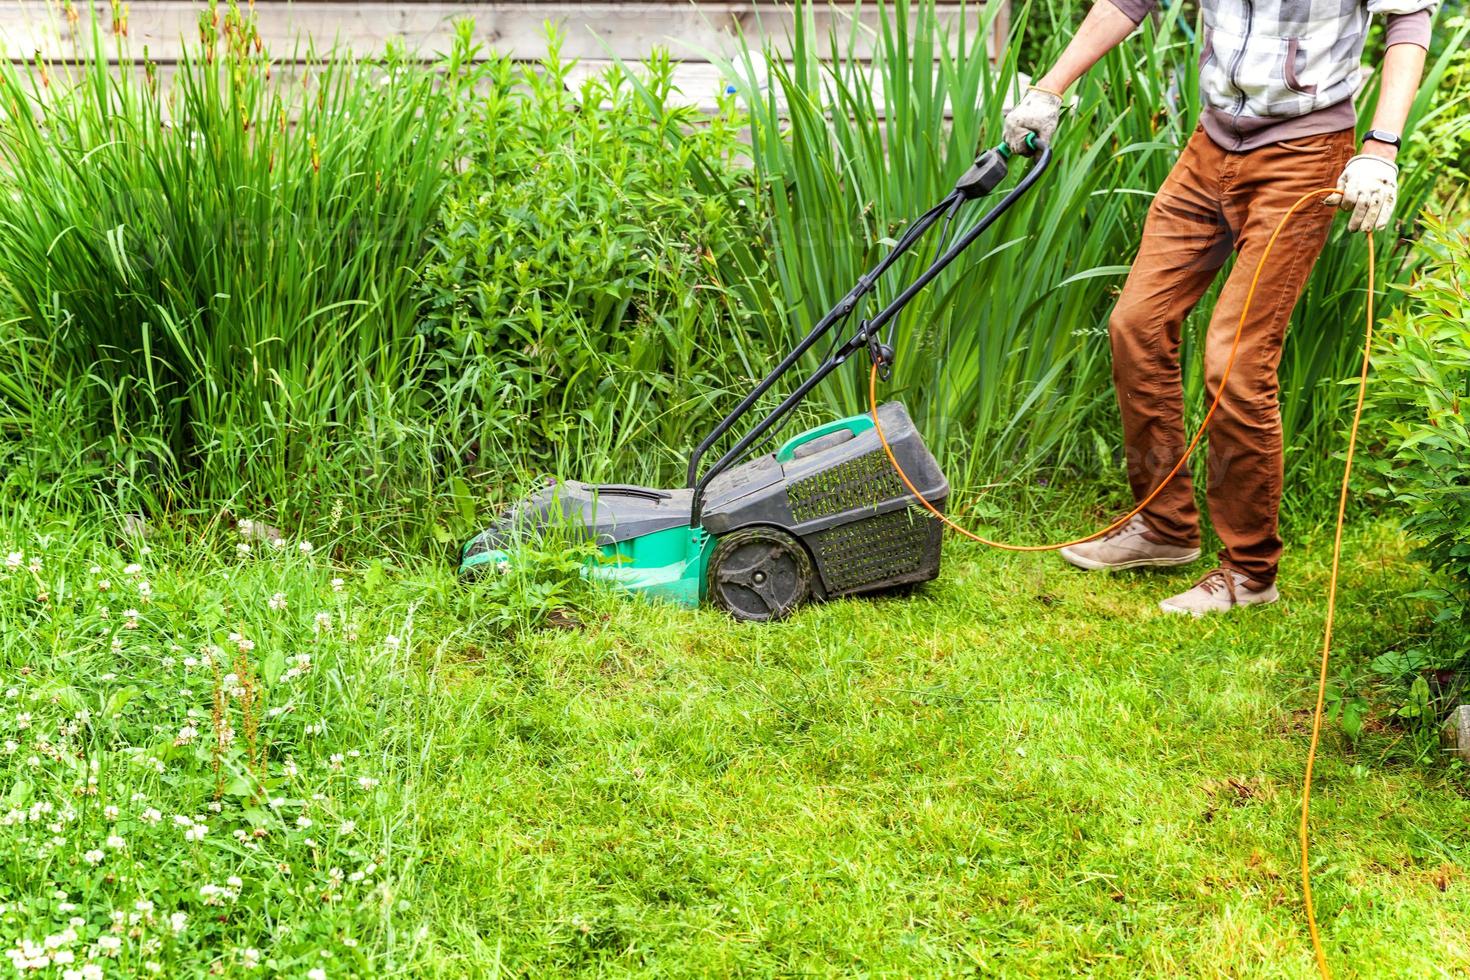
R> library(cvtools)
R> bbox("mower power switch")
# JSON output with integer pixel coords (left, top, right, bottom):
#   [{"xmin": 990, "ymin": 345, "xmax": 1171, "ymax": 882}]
[{"xmin": 954, "ymin": 148, "xmax": 1010, "ymax": 200}]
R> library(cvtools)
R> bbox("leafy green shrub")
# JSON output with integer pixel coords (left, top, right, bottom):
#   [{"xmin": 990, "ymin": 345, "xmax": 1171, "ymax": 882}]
[
  {"xmin": 1367, "ymin": 213, "xmax": 1470, "ymax": 683},
  {"xmin": 416, "ymin": 41, "xmax": 771, "ymax": 485}
]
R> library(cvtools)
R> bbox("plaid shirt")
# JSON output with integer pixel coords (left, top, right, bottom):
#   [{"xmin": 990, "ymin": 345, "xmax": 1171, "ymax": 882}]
[{"xmin": 1109, "ymin": 0, "xmax": 1436, "ymax": 149}]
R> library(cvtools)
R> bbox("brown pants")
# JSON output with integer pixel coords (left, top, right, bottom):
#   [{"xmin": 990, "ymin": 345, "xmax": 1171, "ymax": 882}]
[{"xmin": 1109, "ymin": 125, "xmax": 1355, "ymax": 585}]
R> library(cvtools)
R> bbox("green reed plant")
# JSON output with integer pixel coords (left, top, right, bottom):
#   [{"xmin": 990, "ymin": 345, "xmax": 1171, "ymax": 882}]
[
  {"xmin": 718, "ymin": 0, "xmax": 1196, "ymax": 497},
  {"xmin": 721, "ymin": 0, "xmax": 1467, "ymax": 504},
  {"xmin": 0, "ymin": 6, "xmax": 471, "ymax": 515}
]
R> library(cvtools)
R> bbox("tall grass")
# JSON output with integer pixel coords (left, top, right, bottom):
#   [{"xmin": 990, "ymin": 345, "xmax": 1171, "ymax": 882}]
[
  {"xmin": 721, "ymin": 0, "xmax": 1467, "ymax": 503},
  {"xmin": 0, "ymin": 8, "xmax": 472, "ymax": 515}
]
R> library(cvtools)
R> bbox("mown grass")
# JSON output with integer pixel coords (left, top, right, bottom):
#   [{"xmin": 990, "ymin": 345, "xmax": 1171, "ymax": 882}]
[
  {"xmin": 410, "ymin": 521, "xmax": 1470, "ymax": 976},
  {"xmin": 7, "ymin": 503, "xmax": 1463, "ymax": 976}
]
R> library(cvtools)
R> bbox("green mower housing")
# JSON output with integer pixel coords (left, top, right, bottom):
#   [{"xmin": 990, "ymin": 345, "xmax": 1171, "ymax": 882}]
[{"xmin": 459, "ymin": 402, "xmax": 949, "ymax": 621}]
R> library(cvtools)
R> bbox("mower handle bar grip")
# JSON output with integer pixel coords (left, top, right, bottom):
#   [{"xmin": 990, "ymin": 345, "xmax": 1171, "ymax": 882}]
[{"xmin": 685, "ymin": 139, "xmax": 1052, "ymax": 525}]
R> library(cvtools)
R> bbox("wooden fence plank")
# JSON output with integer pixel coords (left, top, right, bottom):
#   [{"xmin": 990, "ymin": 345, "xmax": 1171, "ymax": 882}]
[{"xmin": 4, "ymin": 2, "xmax": 1006, "ymax": 64}]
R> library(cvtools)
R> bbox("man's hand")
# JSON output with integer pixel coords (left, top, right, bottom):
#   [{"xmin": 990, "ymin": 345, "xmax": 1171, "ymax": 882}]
[
  {"xmin": 1003, "ymin": 87, "xmax": 1062, "ymax": 155},
  {"xmin": 1326, "ymin": 154, "xmax": 1399, "ymax": 233}
]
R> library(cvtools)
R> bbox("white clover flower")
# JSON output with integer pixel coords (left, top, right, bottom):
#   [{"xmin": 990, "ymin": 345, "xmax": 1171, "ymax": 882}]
[
  {"xmin": 330, "ymin": 577, "xmax": 344, "ymax": 593},
  {"xmin": 89, "ymin": 565, "xmax": 102, "ymax": 575},
  {"xmin": 134, "ymin": 899, "xmax": 153, "ymax": 914},
  {"xmin": 97, "ymin": 934, "xmax": 121, "ymax": 953},
  {"xmin": 5, "ymin": 551, "xmax": 22, "ymax": 569},
  {"xmin": 3, "ymin": 741, "xmax": 16, "ymax": 754},
  {"xmin": 28, "ymin": 556, "xmax": 42, "ymax": 573},
  {"xmin": 308, "ymin": 969, "xmax": 327, "ymax": 980},
  {"xmin": 238, "ymin": 519, "xmax": 254, "ymax": 535},
  {"xmin": 313, "ymin": 611, "xmax": 332, "ymax": 633},
  {"xmin": 137, "ymin": 580, "xmax": 152, "ymax": 600},
  {"xmin": 329, "ymin": 753, "xmax": 344, "ymax": 770},
  {"xmin": 243, "ymin": 948, "xmax": 260, "ymax": 968},
  {"xmin": 184, "ymin": 823, "xmax": 207, "ymax": 842},
  {"xmin": 123, "ymin": 563, "xmax": 142, "ymax": 576},
  {"xmin": 237, "ymin": 542, "xmax": 252, "ymax": 556},
  {"xmin": 384, "ymin": 634, "xmax": 401, "ymax": 651},
  {"xmin": 103, "ymin": 805, "xmax": 119, "ymax": 821},
  {"xmin": 83, "ymin": 848, "xmax": 104, "ymax": 865},
  {"xmin": 268, "ymin": 592, "xmax": 288, "ymax": 611},
  {"xmin": 269, "ymin": 537, "xmax": 285, "ymax": 550},
  {"xmin": 357, "ymin": 776, "xmax": 379, "ymax": 791},
  {"xmin": 299, "ymin": 541, "xmax": 314, "ymax": 555},
  {"xmin": 174, "ymin": 726, "xmax": 198, "ymax": 746},
  {"xmin": 338, "ymin": 820, "xmax": 355, "ymax": 835},
  {"xmin": 104, "ymin": 835, "xmax": 124, "ymax": 849},
  {"xmin": 296, "ymin": 816, "xmax": 312, "ymax": 829},
  {"xmin": 283, "ymin": 758, "xmax": 299, "ymax": 777},
  {"xmin": 122, "ymin": 610, "xmax": 140, "ymax": 629},
  {"xmin": 97, "ymin": 579, "xmax": 111, "ymax": 592}
]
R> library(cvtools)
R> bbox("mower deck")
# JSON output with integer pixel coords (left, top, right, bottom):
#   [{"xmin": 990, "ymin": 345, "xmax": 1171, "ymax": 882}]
[{"xmin": 461, "ymin": 403, "xmax": 949, "ymax": 619}]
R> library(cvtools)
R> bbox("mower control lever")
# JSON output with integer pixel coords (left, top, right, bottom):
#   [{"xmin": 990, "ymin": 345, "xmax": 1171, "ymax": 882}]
[{"xmin": 865, "ymin": 325, "xmax": 896, "ymax": 381}]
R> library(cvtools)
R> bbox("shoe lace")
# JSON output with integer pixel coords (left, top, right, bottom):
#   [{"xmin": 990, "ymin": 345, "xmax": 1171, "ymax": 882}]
[
  {"xmin": 1101, "ymin": 515, "xmax": 1146, "ymax": 541},
  {"xmin": 1194, "ymin": 568, "xmax": 1239, "ymax": 603}
]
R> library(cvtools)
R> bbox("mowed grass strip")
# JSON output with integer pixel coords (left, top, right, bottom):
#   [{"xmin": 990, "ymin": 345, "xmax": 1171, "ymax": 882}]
[{"xmin": 409, "ymin": 522, "xmax": 1470, "ymax": 976}]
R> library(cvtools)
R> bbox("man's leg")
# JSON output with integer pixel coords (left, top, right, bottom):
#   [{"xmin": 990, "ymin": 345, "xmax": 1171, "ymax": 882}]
[
  {"xmin": 1109, "ymin": 130, "xmax": 1237, "ymax": 525},
  {"xmin": 1197, "ymin": 130, "xmax": 1357, "ymax": 586}
]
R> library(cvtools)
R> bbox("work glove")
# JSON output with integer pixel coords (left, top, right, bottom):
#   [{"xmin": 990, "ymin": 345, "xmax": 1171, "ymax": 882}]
[
  {"xmin": 1325, "ymin": 154, "xmax": 1398, "ymax": 233},
  {"xmin": 1002, "ymin": 86, "xmax": 1062, "ymax": 156}
]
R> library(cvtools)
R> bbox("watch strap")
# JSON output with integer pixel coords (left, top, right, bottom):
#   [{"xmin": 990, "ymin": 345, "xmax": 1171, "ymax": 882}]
[{"xmin": 1363, "ymin": 129, "xmax": 1401, "ymax": 148}]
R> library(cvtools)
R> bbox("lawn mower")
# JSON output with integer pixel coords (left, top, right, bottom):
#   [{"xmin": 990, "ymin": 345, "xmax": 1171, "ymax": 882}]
[{"xmin": 460, "ymin": 134, "xmax": 1052, "ymax": 621}]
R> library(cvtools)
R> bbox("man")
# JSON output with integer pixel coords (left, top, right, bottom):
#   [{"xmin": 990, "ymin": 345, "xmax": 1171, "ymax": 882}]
[{"xmin": 1003, "ymin": 0, "xmax": 1434, "ymax": 615}]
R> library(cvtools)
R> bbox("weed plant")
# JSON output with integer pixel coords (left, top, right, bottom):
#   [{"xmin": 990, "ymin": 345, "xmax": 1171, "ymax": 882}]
[{"xmin": 416, "ymin": 40, "xmax": 774, "ymax": 491}]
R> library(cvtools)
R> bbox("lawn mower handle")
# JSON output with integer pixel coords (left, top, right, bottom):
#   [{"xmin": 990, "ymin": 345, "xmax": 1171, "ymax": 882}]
[{"xmin": 687, "ymin": 138, "xmax": 1053, "ymax": 527}]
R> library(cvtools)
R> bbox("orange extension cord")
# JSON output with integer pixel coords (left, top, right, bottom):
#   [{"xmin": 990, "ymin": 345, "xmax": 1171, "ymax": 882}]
[{"xmin": 869, "ymin": 187, "xmax": 1375, "ymax": 979}]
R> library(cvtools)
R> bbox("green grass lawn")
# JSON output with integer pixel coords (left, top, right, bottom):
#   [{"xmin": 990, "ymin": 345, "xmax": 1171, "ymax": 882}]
[{"xmin": 2, "ymin": 509, "xmax": 1466, "ymax": 977}]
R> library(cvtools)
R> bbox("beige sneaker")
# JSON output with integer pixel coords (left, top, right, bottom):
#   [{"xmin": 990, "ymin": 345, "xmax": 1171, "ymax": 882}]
[
  {"xmin": 1059, "ymin": 515, "xmax": 1201, "ymax": 571},
  {"xmin": 1159, "ymin": 567, "xmax": 1279, "ymax": 616}
]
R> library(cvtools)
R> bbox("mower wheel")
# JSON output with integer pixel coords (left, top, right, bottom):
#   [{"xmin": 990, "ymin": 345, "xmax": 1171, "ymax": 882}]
[{"xmin": 708, "ymin": 526, "xmax": 814, "ymax": 622}]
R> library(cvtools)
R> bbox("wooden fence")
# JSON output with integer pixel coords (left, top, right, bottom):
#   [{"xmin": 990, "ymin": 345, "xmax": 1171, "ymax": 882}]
[{"xmin": 3, "ymin": 2, "xmax": 1009, "ymax": 111}]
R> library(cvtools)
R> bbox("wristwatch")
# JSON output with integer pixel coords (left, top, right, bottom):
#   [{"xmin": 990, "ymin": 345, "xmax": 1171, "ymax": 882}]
[{"xmin": 1363, "ymin": 129, "xmax": 1402, "ymax": 149}]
